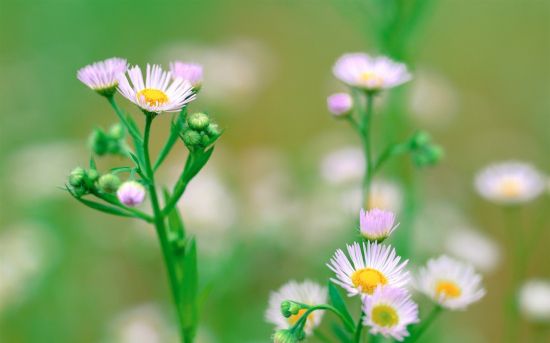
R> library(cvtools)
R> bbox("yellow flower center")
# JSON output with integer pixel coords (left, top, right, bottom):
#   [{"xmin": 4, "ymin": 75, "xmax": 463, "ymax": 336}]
[
  {"xmin": 287, "ymin": 308, "xmax": 314, "ymax": 327},
  {"xmin": 435, "ymin": 280, "xmax": 462, "ymax": 299},
  {"xmin": 360, "ymin": 72, "xmax": 384, "ymax": 88},
  {"xmin": 371, "ymin": 305, "xmax": 399, "ymax": 327},
  {"xmin": 137, "ymin": 88, "xmax": 169, "ymax": 106},
  {"xmin": 351, "ymin": 268, "xmax": 388, "ymax": 294},
  {"xmin": 498, "ymin": 178, "xmax": 522, "ymax": 198}
]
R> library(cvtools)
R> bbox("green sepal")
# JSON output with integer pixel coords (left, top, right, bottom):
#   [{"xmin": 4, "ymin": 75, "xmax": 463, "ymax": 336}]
[
  {"xmin": 89, "ymin": 155, "xmax": 97, "ymax": 170},
  {"xmin": 328, "ymin": 282, "xmax": 355, "ymax": 332},
  {"xmin": 109, "ymin": 166, "xmax": 133, "ymax": 175}
]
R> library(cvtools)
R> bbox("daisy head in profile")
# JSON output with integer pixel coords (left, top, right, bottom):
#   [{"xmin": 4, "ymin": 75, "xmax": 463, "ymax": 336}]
[
  {"xmin": 169, "ymin": 61, "xmax": 203, "ymax": 90},
  {"xmin": 416, "ymin": 255, "xmax": 485, "ymax": 310},
  {"xmin": 359, "ymin": 208, "xmax": 399, "ymax": 242},
  {"xmin": 117, "ymin": 64, "xmax": 196, "ymax": 114},
  {"xmin": 77, "ymin": 57, "xmax": 128, "ymax": 96},
  {"xmin": 333, "ymin": 53, "xmax": 411, "ymax": 92},
  {"xmin": 362, "ymin": 286, "xmax": 419, "ymax": 341},
  {"xmin": 327, "ymin": 241, "xmax": 409, "ymax": 298},
  {"xmin": 265, "ymin": 280, "xmax": 327, "ymax": 336},
  {"xmin": 475, "ymin": 161, "xmax": 545, "ymax": 205}
]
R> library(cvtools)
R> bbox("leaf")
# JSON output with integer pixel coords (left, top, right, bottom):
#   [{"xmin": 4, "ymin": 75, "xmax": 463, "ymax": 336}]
[
  {"xmin": 328, "ymin": 282, "xmax": 355, "ymax": 332},
  {"xmin": 331, "ymin": 322, "xmax": 352, "ymax": 343},
  {"xmin": 182, "ymin": 147, "xmax": 215, "ymax": 182},
  {"xmin": 163, "ymin": 189, "xmax": 186, "ymax": 243},
  {"xmin": 66, "ymin": 186, "xmax": 134, "ymax": 218},
  {"xmin": 89, "ymin": 155, "xmax": 97, "ymax": 169},
  {"xmin": 109, "ymin": 166, "xmax": 133, "ymax": 174},
  {"xmin": 153, "ymin": 121, "xmax": 181, "ymax": 171},
  {"xmin": 180, "ymin": 237, "xmax": 198, "ymax": 342}
]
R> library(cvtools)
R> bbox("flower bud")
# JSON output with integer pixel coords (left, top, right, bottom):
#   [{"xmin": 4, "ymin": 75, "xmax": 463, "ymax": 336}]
[
  {"xmin": 86, "ymin": 169, "xmax": 99, "ymax": 182},
  {"xmin": 411, "ymin": 131, "xmax": 432, "ymax": 149},
  {"xmin": 69, "ymin": 167, "xmax": 85, "ymax": 187},
  {"xmin": 281, "ymin": 301, "xmax": 303, "ymax": 318},
  {"xmin": 206, "ymin": 123, "xmax": 221, "ymax": 138},
  {"xmin": 169, "ymin": 62, "xmax": 203, "ymax": 90},
  {"xmin": 117, "ymin": 181, "xmax": 146, "ymax": 206},
  {"xmin": 187, "ymin": 112, "xmax": 210, "ymax": 130},
  {"xmin": 182, "ymin": 130, "xmax": 202, "ymax": 147},
  {"xmin": 98, "ymin": 173, "xmax": 121, "ymax": 193},
  {"xmin": 109, "ymin": 123, "xmax": 124, "ymax": 140},
  {"xmin": 327, "ymin": 93, "xmax": 353, "ymax": 117},
  {"xmin": 272, "ymin": 329, "xmax": 299, "ymax": 343},
  {"xmin": 200, "ymin": 132, "xmax": 211, "ymax": 147},
  {"xmin": 89, "ymin": 129, "xmax": 109, "ymax": 156}
]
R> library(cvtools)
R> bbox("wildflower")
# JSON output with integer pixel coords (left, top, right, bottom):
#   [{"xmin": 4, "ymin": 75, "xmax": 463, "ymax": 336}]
[
  {"xmin": 359, "ymin": 208, "xmax": 399, "ymax": 242},
  {"xmin": 475, "ymin": 161, "xmax": 545, "ymax": 205},
  {"xmin": 77, "ymin": 57, "xmax": 128, "ymax": 96},
  {"xmin": 368, "ymin": 180, "xmax": 403, "ymax": 213},
  {"xmin": 169, "ymin": 61, "xmax": 203, "ymax": 90},
  {"xmin": 117, "ymin": 181, "xmax": 146, "ymax": 207},
  {"xmin": 117, "ymin": 64, "xmax": 195, "ymax": 114},
  {"xmin": 333, "ymin": 53, "xmax": 411, "ymax": 91},
  {"xmin": 265, "ymin": 280, "xmax": 327, "ymax": 335},
  {"xmin": 327, "ymin": 242, "xmax": 409, "ymax": 297},
  {"xmin": 416, "ymin": 255, "xmax": 485, "ymax": 310},
  {"xmin": 327, "ymin": 93, "xmax": 353, "ymax": 116},
  {"xmin": 518, "ymin": 279, "xmax": 550, "ymax": 323},
  {"xmin": 363, "ymin": 286, "xmax": 419, "ymax": 341}
]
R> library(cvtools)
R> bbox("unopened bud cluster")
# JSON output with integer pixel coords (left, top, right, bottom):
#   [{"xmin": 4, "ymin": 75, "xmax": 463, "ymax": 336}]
[
  {"xmin": 89, "ymin": 123, "xmax": 127, "ymax": 156},
  {"xmin": 68, "ymin": 167, "xmax": 100, "ymax": 197},
  {"xmin": 410, "ymin": 131, "xmax": 444, "ymax": 167},
  {"xmin": 181, "ymin": 112, "xmax": 221, "ymax": 150}
]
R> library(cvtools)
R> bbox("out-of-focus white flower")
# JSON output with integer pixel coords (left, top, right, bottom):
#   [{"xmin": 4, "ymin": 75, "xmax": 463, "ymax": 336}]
[
  {"xmin": 409, "ymin": 69, "xmax": 459, "ymax": 128},
  {"xmin": 444, "ymin": 228, "xmax": 500, "ymax": 273},
  {"xmin": 363, "ymin": 286, "xmax": 419, "ymax": 341},
  {"xmin": 77, "ymin": 57, "xmax": 128, "ymax": 94},
  {"xmin": 333, "ymin": 53, "xmax": 411, "ymax": 91},
  {"xmin": 416, "ymin": 255, "xmax": 485, "ymax": 310},
  {"xmin": 475, "ymin": 161, "xmax": 546, "ymax": 205},
  {"xmin": 7, "ymin": 141, "xmax": 83, "ymax": 202},
  {"xmin": 169, "ymin": 61, "xmax": 203, "ymax": 89},
  {"xmin": 518, "ymin": 279, "xmax": 550, "ymax": 323},
  {"xmin": 107, "ymin": 304, "xmax": 177, "ymax": 343},
  {"xmin": 156, "ymin": 38, "xmax": 275, "ymax": 109},
  {"xmin": 368, "ymin": 180, "xmax": 403, "ymax": 213},
  {"xmin": 265, "ymin": 280, "xmax": 327, "ymax": 335},
  {"xmin": 328, "ymin": 242, "xmax": 410, "ymax": 298},
  {"xmin": 320, "ymin": 147, "xmax": 364, "ymax": 185},
  {"xmin": 0, "ymin": 222, "xmax": 54, "ymax": 311},
  {"xmin": 117, "ymin": 64, "xmax": 195, "ymax": 113}
]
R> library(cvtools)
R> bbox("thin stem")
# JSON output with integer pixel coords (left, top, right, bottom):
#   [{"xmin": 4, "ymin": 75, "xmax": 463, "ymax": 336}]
[
  {"xmin": 143, "ymin": 113, "xmax": 186, "ymax": 342},
  {"xmin": 504, "ymin": 206, "xmax": 523, "ymax": 343},
  {"xmin": 360, "ymin": 91, "xmax": 375, "ymax": 208},
  {"xmin": 407, "ymin": 305, "xmax": 442, "ymax": 343},
  {"xmin": 353, "ymin": 309, "xmax": 364, "ymax": 343},
  {"xmin": 291, "ymin": 304, "xmax": 355, "ymax": 334},
  {"xmin": 91, "ymin": 190, "xmax": 154, "ymax": 223},
  {"xmin": 107, "ymin": 95, "xmax": 131, "ymax": 130}
]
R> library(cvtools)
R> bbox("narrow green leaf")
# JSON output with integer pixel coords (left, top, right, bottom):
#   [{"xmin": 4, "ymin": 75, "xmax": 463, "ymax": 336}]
[
  {"xmin": 180, "ymin": 237, "xmax": 198, "ymax": 342},
  {"xmin": 110, "ymin": 166, "xmax": 133, "ymax": 174},
  {"xmin": 328, "ymin": 282, "xmax": 354, "ymax": 332},
  {"xmin": 89, "ymin": 155, "xmax": 97, "ymax": 169},
  {"xmin": 162, "ymin": 189, "xmax": 186, "ymax": 243},
  {"xmin": 66, "ymin": 186, "xmax": 134, "ymax": 218}
]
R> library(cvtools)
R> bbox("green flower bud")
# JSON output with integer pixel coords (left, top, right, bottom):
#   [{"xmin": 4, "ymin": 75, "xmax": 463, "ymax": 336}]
[
  {"xmin": 69, "ymin": 167, "xmax": 85, "ymax": 187},
  {"xmin": 411, "ymin": 131, "xmax": 432, "ymax": 149},
  {"xmin": 89, "ymin": 129, "xmax": 109, "ymax": 156},
  {"xmin": 182, "ymin": 130, "xmax": 202, "ymax": 147},
  {"xmin": 281, "ymin": 301, "xmax": 303, "ymax": 318},
  {"xmin": 72, "ymin": 185, "xmax": 87, "ymax": 197},
  {"xmin": 187, "ymin": 112, "xmax": 210, "ymax": 130},
  {"xmin": 200, "ymin": 132, "xmax": 211, "ymax": 147},
  {"xmin": 206, "ymin": 123, "xmax": 221, "ymax": 137},
  {"xmin": 109, "ymin": 123, "xmax": 125, "ymax": 140},
  {"xmin": 272, "ymin": 330, "xmax": 299, "ymax": 343},
  {"xmin": 86, "ymin": 169, "xmax": 99, "ymax": 182},
  {"xmin": 98, "ymin": 173, "xmax": 121, "ymax": 193}
]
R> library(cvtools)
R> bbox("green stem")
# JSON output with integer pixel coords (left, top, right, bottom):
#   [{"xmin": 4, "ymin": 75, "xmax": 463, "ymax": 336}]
[
  {"xmin": 505, "ymin": 206, "xmax": 523, "ymax": 343},
  {"xmin": 353, "ymin": 309, "xmax": 364, "ymax": 343},
  {"xmin": 361, "ymin": 91, "xmax": 375, "ymax": 208},
  {"xmin": 407, "ymin": 305, "xmax": 442, "ymax": 343},
  {"xmin": 91, "ymin": 190, "xmax": 154, "ymax": 223},
  {"xmin": 143, "ymin": 113, "xmax": 186, "ymax": 343},
  {"xmin": 291, "ymin": 304, "xmax": 355, "ymax": 334}
]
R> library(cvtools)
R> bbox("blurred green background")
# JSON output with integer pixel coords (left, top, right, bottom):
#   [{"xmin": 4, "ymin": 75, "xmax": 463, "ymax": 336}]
[{"xmin": 0, "ymin": 0, "xmax": 549, "ymax": 342}]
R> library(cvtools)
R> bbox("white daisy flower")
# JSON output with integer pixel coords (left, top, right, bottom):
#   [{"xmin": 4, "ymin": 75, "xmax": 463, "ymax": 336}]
[
  {"xmin": 368, "ymin": 180, "xmax": 403, "ymax": 213},
  {"xmin": 327, "ymin": 242, "xmax": 410, "ymax": 298},
  {"xmin": 416, "ymin": 255, "xmax": 485, "ymax": 310},
  {"xmin": 475, "ymin": 161, "xmax": 545, "ymax": 205},
  {"xmin": 77, "ymin": 57, "xmax": 128, "ymax": 95},
  {"xmin": 265, "ymin": 280, "xmax": 327, "ymax": 335},
  {"xmin": 359, "ymin": 208, "xmax": 399, "ymax": 242},
  {"xmin": 117, "ymin": 64, "xmax": 196, "ymax": 114},
  {"xmin": 363, "ymin": 286, "xmax": 419, "ymax": 341},
  {"xmin": 518, "ymin": 279, "xmax": 550, "ymax": 323},
  {"xmin": 333, "ymin": 53, "xmax": 411, "ymax": 91}
]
